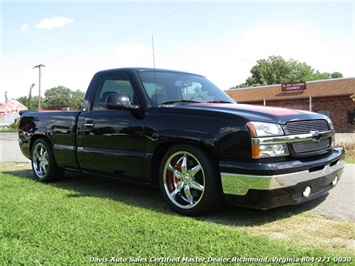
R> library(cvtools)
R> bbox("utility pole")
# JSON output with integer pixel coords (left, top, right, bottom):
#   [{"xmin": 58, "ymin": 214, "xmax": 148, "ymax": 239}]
[{"xmin": 33, "ymin": 64, "xmax": 45, "ymax": 110}]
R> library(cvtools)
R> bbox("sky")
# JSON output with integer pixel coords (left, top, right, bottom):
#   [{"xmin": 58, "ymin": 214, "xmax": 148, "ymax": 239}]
[{"xmin": 1, "ymin": 0, "xmax": 354, "ymax": 103}]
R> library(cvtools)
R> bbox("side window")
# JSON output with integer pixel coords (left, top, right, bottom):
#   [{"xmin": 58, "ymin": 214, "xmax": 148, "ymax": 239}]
[{"xmin": 92, "ymin": 73, "xmax": 135, "ymax": 111}]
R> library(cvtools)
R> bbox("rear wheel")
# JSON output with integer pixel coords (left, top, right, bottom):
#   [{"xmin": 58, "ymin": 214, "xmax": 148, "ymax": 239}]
[
  {"xmin": 159, "ymin": 145, "xmax": 223, "ymax": 216},
  {"xmin": 31, "ymin": 138, "xmax": 64, "ymax": 182}
]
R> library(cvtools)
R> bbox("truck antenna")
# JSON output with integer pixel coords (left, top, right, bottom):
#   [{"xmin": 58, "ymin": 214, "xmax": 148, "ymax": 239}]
[
  {"xmin": 152, "ymin": 35, "xmax": 158, "ymax": 105},
  {"xmin": 152, "ymin": 35, "xmax": 156, "ymax": 69}
]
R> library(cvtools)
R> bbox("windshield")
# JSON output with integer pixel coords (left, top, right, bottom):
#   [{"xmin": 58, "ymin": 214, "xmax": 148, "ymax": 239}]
[{"xmin": 138, "ymin": 71, "xmax": 235, "ymax": 106}]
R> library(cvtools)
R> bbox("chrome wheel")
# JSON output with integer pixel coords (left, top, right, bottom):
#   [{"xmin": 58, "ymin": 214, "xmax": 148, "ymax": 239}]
[
  {"xmin": 162, "ymin": 151, "xmax": 205, "ymax": 209},
  {"xmin": 32, "ymin": 142, "xmax": 49, "ymax": 179},
  {"xmin": 31, "ymin": 138, "xmax": 64, "ymax": 182}
]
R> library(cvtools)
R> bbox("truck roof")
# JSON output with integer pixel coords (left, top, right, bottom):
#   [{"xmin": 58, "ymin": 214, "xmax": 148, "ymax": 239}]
[{"xmin": 95, "ymin": 67, "xmax": 205, "ymax": 77}]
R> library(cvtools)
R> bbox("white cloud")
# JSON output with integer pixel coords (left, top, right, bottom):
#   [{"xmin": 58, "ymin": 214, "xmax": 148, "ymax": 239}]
[
  {"xmin": 21, "ymin": 24, "xmax": 30, "ymax": 32},
  {"xmin": 36, "ymin": 16, "xmax": 74, "ymax": 29}
]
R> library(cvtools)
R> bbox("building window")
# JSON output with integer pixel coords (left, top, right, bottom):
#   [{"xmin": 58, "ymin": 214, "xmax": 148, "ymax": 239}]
[
  {"xmin": 318, "ymin": 110, "xmax": 330, "ymax": 117},
  {"xmin": 347, "ymin": 108, "xmax": 355, "ymax": 125}
]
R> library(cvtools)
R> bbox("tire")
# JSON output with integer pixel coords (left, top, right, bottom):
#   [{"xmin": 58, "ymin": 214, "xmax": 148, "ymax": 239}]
[
  {"xmin": 159, "ymin": 144, "xmax": 223, "ymax": 216},
  {"xmin": 31, "ymin": 138, "xmax": 64, "ymax": 182}
]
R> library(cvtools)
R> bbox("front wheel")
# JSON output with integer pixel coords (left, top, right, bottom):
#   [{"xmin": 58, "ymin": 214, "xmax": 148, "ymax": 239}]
[
  {"xmin": 159, "ymin": 145, "xmax": 223, "ymax": 216},
  {"xmin": 31, "ymin": 138, "xmax": 64, "ymax": 182}
]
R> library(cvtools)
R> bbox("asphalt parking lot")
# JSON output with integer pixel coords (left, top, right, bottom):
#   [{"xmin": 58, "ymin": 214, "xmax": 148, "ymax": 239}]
[{"xmin": 1, "ymin": 132, "xmax": 354, "ymax": 221}]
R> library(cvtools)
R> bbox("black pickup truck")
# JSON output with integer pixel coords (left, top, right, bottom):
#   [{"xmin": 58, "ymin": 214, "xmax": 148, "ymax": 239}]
[{"xmin": 18, "ymin": 67, "xmax": 345, "ymax": 216}]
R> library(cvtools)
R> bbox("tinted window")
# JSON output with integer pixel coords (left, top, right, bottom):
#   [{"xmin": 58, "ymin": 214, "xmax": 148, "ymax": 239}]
[
  {"xmin": 139, "ymin": 71, "xmax": 234, "ymax": 106},
  {"xmin": 92, "ymin": 73, "xmax": 135, "ymax": 110}
]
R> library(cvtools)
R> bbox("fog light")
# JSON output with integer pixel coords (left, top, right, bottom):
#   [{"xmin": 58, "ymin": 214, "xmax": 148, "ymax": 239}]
[
  {"xmin": 303, "ymin": 186, "xmax": 311, "ymax": 198},
  {"xmin": 332, "ymin": 176, "xmax": 338, "ymax": 186}
]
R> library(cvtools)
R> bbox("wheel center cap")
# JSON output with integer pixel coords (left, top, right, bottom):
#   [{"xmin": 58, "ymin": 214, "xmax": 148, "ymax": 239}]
[{"xmin": 183, "ymin": 173, "xmax": 192, "ymax": 184}]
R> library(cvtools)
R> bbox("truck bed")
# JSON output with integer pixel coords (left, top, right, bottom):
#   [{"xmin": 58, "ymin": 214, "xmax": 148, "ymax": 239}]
[{"xmin": 19, "ymin": 110, "xmax": 81, "ymax": 170}]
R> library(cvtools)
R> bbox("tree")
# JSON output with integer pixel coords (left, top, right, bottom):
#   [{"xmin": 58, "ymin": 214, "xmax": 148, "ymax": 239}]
[
  {"xmin": 43, "ymin": 86, "xmax": 84, "ymax": 110},
  {"xmin": 17, "ymin": 84, "xmax": 40, "ymax": 110},
  {"xmin": 234, "ymin": 55, "xmax": 343, "ymax": 88},
  {"xmin": 17, "ymin": 96, "xmax": 28, "ymax": 107},
  {"xmin": 17, "ymin": 96, "xmax": 41, "ymax": 110}
]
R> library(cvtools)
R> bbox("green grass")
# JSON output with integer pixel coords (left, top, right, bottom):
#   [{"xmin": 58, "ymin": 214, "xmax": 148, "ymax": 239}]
[
  {"xmin": 0, "ymin": 163, "xmax": 354, "ymax": 265},
  {"xmin": 340, "ymin": 142, "xmax": 355, "ymax": 164},
  {"xmin": 0, "ymin": 122, "xmax": 17, "ymax": 133}
]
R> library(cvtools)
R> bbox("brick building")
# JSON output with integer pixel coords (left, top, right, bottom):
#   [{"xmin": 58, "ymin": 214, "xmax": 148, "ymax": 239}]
[{"xmin": 226, "ymin": 77, "xmax": 355, "ymax": 133}]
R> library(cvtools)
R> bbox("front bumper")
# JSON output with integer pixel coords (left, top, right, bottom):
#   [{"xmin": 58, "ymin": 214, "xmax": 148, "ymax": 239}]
[{"xmin": 220, "ymin": 148, "xmax": 345, "ymax": 209}]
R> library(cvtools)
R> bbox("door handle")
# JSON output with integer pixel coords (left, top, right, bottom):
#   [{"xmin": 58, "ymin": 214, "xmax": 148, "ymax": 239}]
[{"xmin": 84, "ymin": 122, "xmax": 94, "ymax": 128}]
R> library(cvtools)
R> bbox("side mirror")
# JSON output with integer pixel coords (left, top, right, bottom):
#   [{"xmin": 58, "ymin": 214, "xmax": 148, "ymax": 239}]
[{"xmin": 105, "ymin": 94, "xmax": 139, "ymax": 110}]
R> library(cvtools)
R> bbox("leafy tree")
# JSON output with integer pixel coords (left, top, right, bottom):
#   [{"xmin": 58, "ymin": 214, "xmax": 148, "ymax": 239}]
[
  {"xmin": 43, "ymin": 86, "xmax": 84, "ymax": 110},
  {"xmin": 17, "ymin": 96, "xmax": 41, "ymax": 110},
  {"xmin": 33, "ymin": 96, "xmax": 44, "ymax": 110},
  {"xmin": 330, "ymin": 72, "xmax": 343, "ymax": 79},
  {"xmin": 17, "ymin": 96, "xmax": 28, "ymax": 107},
  {"xmin": 17, "ymin": 83, "xmax": 36, "ymax": 110},
  {"xmin": 234, "ymin": 55, "xmax": 343, "ymax": 88}
]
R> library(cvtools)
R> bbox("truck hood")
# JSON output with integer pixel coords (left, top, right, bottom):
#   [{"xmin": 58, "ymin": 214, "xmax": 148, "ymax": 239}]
[{"xmin": 165, "ymin": 103, "xmax": 327, "ymax": 124}]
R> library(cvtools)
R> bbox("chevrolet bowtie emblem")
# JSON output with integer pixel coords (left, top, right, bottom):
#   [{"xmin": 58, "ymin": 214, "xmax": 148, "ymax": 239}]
[{"xmin": 311, "ymin": 131, "xmax": 321, "ymax": 143}]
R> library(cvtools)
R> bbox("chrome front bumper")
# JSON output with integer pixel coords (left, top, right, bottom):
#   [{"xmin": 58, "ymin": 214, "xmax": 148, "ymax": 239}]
[{"xmin": 221, "ymin": 159, "xmax": 345, "ymax": 196}]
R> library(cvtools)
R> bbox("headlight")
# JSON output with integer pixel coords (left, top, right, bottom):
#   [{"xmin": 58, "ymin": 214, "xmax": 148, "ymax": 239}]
[
  {"xmin": 247, "ymin": 122, "xmax": 289, "ymax": 159},
  {"xmin": 247, "ymin": 121, "xmax": 284, "ymax": 137}
]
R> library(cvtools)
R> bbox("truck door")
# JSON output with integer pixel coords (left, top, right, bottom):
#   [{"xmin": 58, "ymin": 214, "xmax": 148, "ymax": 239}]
[{"xmin": 77, "ymin": 72, "xmax": 146, "ymax": 181}]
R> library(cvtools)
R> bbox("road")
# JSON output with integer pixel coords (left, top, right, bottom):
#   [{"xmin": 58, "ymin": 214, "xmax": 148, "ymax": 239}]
[
  {"xmin": 0, "ymin": 133, "xmax": 31, "ymax": 164},
  {"xmin": 1, "ymin": 132, "xmax": 354, "ymax": 221}
]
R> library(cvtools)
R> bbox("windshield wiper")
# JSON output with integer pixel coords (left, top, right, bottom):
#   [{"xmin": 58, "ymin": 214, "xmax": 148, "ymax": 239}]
[
  {"xmin": 160, "ymin": 100, "xmax": 200, "ymax": 105},
  {"xmin": 206, "ymin": 100, "xmax": 234, "ymax": 103}
]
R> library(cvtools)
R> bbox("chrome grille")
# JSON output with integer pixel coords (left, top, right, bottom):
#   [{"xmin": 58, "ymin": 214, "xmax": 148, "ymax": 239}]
[
  {"xmin": 285, "ymin": 120, "xmax": 331, "ymax": 155},
  {"xmin": 292, "ymin": 139, "xmax": 330, "ymax": 153},
  {"xmin": 285, "ymin": 120, "xmax": 329, "ymax": 135}
]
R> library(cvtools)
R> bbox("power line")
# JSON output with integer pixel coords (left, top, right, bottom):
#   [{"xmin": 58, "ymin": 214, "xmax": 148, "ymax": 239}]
[
  {"xmin": 2, "ymin": 0, "xmax": 120, "ymax": 51},
  {"xmin": 3, "ymin": 2, "xmax": 199, "ymax": 73}
]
